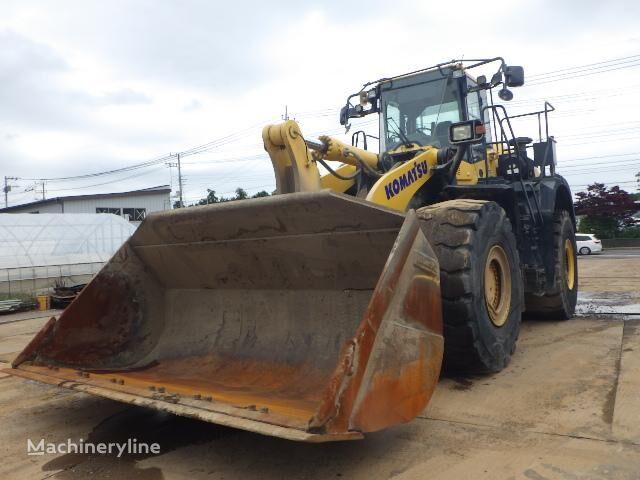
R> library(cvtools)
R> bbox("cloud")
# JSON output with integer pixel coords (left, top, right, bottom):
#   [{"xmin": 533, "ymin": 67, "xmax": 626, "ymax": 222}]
[
  {"xmin": 0, "ymin": 30, "xmax": 152, "ymax": 133},
  {"xmin": 0, "ymin": 29, "xmax": 67, "ymax": 74},
  {"xmin": 0, "ymin": 0, "xmax": 638, "ymax": 203},
  {"xmin": 183, "ymin": 98, "xmax": 202, "ymax": 112},
  {"xmin": 0, "ymin": 30, "xmax": 78, "ymax": 129},
  {"xmin": 95, "ymin": 89, "xmax": 152, "ymax": 106}
]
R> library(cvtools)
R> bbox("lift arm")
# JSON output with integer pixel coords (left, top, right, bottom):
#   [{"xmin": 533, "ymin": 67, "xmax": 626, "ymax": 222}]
[
  {"xmin": 262, "ymin": 120, "xmax": 441, "ymax": 213},
  {"xmin": 262, "ymin": 120, "xmax": 378, "ymax": 194}
]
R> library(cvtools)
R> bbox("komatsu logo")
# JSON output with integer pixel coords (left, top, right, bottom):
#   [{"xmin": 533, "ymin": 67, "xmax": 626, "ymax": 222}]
[{"xmin": 384, "ymin": 160, "xmax": 429, "ymax": 200}]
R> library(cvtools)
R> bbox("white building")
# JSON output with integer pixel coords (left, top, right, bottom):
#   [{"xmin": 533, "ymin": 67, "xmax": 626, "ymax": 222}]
[{"xmin": 0, "ymin": 185, "xmax": 171, "ymax": 226}]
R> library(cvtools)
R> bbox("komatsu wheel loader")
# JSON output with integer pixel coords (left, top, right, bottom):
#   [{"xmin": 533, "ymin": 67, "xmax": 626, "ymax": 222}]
[{"xmin": 5, "ymin": 57, "xmax": 578, "ymax": 442}]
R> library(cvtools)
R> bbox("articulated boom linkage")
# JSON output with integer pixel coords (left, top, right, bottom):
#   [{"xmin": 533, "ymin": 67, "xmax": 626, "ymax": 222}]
[{"xmin": 262, "ymin": 120, "xmax": 378, "ymax": 194}]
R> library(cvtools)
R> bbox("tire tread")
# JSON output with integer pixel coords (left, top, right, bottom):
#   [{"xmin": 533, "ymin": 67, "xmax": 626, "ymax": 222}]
[{"xmin": 417, "ymin": 200, "xmax": 522, "ymax": 372}]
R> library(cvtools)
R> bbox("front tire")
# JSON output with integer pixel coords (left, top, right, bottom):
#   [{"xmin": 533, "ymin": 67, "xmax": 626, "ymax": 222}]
[
  {"xmin": 579, "ymin": 246, "xmax": 591, "ymax": 255},
  {"xmin": 417, "ymin": 200, "xmax": 523, "ymax": 373},
  {"xmin": 525, "ymin": 210, "xmax": 578, "ymax": 319}
]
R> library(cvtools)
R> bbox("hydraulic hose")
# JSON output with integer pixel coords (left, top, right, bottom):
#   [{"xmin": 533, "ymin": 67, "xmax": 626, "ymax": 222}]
[
  {"xmin": 342, "ymin": 149, "xmax": 382, "ymax": 178},
  {"xmin": 315, "ymin": 158, "xmax": 361, "ymax": 181}
]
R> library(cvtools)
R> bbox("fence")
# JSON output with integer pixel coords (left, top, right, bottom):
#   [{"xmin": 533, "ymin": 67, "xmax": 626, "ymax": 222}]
[
  {"xmin": 0, "ymin": 261, "xmax": 104, "ymax": 296},
  {"xmin": 601, "ymin": 238, "xmax": 640, "ymax": 249}
]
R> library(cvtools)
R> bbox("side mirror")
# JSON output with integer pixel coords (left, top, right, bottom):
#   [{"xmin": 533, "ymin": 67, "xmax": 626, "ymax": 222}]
[
  {"xmin": 498, "ymin": 88, "xmax": 514, "ymax": 101},
  {"xmin": 504, "ymin": 65, "xmax": 524, "ymax": 87},
  {"xmin": 449, "ymin": 119, "xmax": 485, "ymax": 145},
  {"xmin": 339, "ymin": 105, "xmax": 349, "ymax": 125},
  {"xmin": 339, "ymin": 104, "xmax": 365, "ymax": 125}
]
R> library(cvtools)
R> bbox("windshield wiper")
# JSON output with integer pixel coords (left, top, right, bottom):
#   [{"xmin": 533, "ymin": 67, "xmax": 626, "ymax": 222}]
[
  {"xmin": 433, "ymin": 73, "xmax": 453, "ymax": 127},
  {"xmin": 388, "ymin": 117, "xmax": 412, "ymax": 147}
]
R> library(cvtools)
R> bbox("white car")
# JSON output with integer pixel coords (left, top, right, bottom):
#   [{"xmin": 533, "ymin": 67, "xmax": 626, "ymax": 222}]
[{"xmin": 575, "ymin": 233, "xmax": 603, "ymax": 255}]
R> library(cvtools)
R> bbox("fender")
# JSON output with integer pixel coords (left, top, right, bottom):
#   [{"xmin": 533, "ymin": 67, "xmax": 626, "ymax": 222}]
[{"xmin": 537, "ymin": 175, "xmax": 576, "ymax": 226}]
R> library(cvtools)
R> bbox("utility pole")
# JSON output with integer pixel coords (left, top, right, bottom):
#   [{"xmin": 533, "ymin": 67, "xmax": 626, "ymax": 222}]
[
  {"xmin": 41, "ymin": 181, "xmax": 46, "ymax": 200},
  {"xmin": 166, "ymin": 161, "xmax": 174, "ymax": 192},
  {"xmin": 3, "ymin": 177, "xmax": 8, "ymax": 208},
  {"xmin": 167, "ymin": 153, "xmax": 185, "ymax": 208},
  {"xmin": 3, "ymin": 176, "xmax": 18, "ymax": 208},
  {"xmin": 176, "ymin": 153, "xmax": 184, "ymax": 208}
]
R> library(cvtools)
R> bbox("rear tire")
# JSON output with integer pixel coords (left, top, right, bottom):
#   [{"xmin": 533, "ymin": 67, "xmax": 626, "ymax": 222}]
[
  {"xmin": 417, "ymin": 200, "xmax": 523, "ymax": 374},
  {"xmin": 579, "ymin": 246, "xmax": 591, "ymax": 255},
  {"xmin": 525, "ymin": 210, "xmax": 578, "ymax": 319}
]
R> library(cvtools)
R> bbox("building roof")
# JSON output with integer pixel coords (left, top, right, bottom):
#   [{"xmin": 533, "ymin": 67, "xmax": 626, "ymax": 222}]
[{"xmin": 0, "ymin": 185, "xmax": 171, "ymax": 213}]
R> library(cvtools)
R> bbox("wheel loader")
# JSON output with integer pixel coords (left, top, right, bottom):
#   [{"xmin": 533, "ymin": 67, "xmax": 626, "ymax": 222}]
[{"xmin": 5, "ymin": 57, "xmax": 578, "ymax": 442}]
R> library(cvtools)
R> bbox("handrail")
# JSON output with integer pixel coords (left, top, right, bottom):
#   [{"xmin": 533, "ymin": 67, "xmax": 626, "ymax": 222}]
[{"xmin": 482, "ymin": 104, "xmax": 544, "ymax": 227}]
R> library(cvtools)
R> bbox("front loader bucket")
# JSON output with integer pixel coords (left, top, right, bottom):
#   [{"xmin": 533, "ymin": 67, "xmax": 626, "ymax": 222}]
[{"xmin": 6, "ymin": 191, "xmax": 443, "ymax": 442}]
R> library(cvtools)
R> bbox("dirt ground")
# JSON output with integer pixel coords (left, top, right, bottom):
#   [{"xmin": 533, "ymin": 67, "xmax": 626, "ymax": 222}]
[{"xmin": 0, "ymin": 253, "xmax": 639, "ymax": 479}]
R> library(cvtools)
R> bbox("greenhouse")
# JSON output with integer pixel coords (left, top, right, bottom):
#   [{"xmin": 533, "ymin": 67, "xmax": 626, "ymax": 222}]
[{"xmin": 0, "ymin": 213, "xmax": 136, "ymax": 295}]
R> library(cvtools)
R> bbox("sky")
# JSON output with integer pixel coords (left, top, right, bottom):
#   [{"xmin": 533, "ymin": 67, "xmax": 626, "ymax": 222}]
[{"xmin": 1, "ymin": 0, "xmax": 639, "ymax": 207}]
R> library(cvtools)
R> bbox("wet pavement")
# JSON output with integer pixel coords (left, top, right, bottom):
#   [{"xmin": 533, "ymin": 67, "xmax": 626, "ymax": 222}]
[{"xmin": 576, "ymin": 291, "xmax": 640, "ymax": 319}]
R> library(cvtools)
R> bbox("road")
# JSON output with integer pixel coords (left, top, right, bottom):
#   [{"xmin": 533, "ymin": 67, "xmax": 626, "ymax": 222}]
[{"xmin": 0, "ymin": 253, "xmax": 639, "ymax": 479}]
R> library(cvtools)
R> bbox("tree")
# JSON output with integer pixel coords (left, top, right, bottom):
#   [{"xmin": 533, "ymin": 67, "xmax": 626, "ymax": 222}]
[
  {"xmin": 251, "ymin": 190, "xmax": 270, "ymax": 198},
  {"xmin": 234, "ymin": 188, "xmax": 248, "ymax": 200},
  {"xmin": 196, "ymin": 189, "xmax": 220, "ymax": 205},
  {"xmin": 574, "ymin": 183, "xmax": 638, "ymax": 238},
  {"xmin": 176, "ymin": 187, "xmax": 270, "ymax": 208}
]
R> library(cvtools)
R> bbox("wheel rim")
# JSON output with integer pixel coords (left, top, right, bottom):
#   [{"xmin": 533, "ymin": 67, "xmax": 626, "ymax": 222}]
[
  {"xmin": 484, "ymin": 245, "xmax": 512, "ymax": 327},
  {"xmin": 565, "ymin": 239, "xmax": 576, "ymax": 290}
]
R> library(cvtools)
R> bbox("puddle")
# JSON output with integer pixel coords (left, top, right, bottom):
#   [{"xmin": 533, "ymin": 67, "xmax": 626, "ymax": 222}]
[{"xmin": 576, "ymin": 291, "xmax": 640, "ymax": 320}]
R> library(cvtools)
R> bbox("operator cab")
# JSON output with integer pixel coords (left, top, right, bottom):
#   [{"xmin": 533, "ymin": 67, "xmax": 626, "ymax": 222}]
[
  {"xmin": 339, "ymin": 59, "xmax": 557, "ymax": 182},
  {"xmin": 377, "ymin": 67, "xmax": 491, "ymax": 154}
]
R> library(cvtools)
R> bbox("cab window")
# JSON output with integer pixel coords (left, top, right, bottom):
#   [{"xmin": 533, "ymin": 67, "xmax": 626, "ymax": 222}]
[{"xmin": 381, "ymin": 77, "xmax": 462, "ymax": 150}]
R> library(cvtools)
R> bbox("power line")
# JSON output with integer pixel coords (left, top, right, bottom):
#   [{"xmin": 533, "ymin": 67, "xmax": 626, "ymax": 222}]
[
  {"xmin": 560, "ymin": 166, "xmax": 639, "ymax": 176},
  {"xmin": 562, "ymin": 135, "xmax": 640, "ymax": 147},
  {"xmin": 504, "ymin": 87, "xmax": 635, "ymax": 107},
  {"xmin": 569, "ymin": 179, "xmax": 638, "ymax": 188},
  {"xmin": 19, "ymin": 154, "xmax": 173, "ymax": 183},
  {"xmin": 558, "ymin": 126, "xmax": 640, "ymax": 138},
  {"xmin": 181, "ymin": 152, "xmax": 267, "ymax": 165},
  {"xmin": 43, "ymin": 165, "xmax": 166, "ymax": 192},
  {"xmin": 557, "ymin": 152, "xmax": 640, "ymax": 163},
  {"xmin": 177, "ymin": 118, "xmax": 276, "ymax": 157},
  {"xmin": 526, "ymin": 60, "xmax": 640, "ymax": 87},
  {"xmin": 528, "ymin": 54, "xmax": 640, "ymax": 80},
  {"xmin": 559, "ymin": 159, "xmax": 640, "ymax": 171}
]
